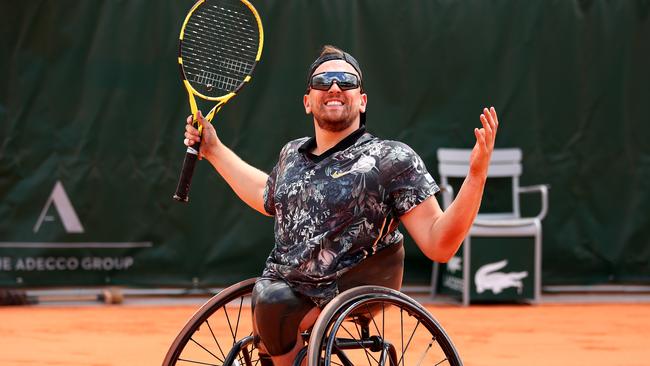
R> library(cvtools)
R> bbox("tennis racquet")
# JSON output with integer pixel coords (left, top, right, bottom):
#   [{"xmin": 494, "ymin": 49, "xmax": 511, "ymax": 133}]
[{"xmin": 173, "ymin": 0, "xmax": 264, "ymax": 202}]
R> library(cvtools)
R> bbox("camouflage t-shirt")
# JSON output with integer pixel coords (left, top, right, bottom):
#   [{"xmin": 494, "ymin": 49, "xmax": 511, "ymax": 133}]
[{"xmin": 262, "ymin": 128, "xmax": 439, "ymax": 306}]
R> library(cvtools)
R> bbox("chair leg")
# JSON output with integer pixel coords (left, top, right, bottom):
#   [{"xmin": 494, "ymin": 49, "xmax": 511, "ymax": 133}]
[{"xmin": 534, "ymin": 221, "xmax": 542, "ymax": 303}]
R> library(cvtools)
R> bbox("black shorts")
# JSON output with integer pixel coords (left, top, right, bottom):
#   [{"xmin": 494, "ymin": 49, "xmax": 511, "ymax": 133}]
[{"xmin": 252, "ymin": 241, "xmax": 404, "ymax": 355}]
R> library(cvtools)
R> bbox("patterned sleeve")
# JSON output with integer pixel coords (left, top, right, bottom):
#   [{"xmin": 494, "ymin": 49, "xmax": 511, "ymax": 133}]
[
  {"xmin": 263, "ymin": 140, "xmax": 296, "ymax": 216},
  {"xmin": 385, "ymin": 142, "xmax": 440, "ymax": 216},
  {"xmin": 263, "ymin": 161, "xmax": 279, "ymax": 216}
]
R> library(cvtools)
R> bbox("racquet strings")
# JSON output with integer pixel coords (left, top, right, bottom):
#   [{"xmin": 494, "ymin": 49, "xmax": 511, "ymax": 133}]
[{"xmin": 181, "ymin": 0, "xmax": 260, "ymax": 98}]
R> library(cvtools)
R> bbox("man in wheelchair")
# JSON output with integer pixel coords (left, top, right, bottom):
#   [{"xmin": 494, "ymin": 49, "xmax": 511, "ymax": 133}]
[{"xmin": 182, "ymin": 45, "xmax": 499, "ymax": 366}]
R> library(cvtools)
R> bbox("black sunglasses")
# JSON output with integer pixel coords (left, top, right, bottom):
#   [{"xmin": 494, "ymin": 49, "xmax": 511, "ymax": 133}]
[{"xmin": 309, "ymin": 71, "xmax": 361, "ymax": 91}]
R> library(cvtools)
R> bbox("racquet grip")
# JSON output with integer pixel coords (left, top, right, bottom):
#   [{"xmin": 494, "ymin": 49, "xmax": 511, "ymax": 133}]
[{"xmin": 173, "ymin": 142, "xmax": 201, "ymax": 202}]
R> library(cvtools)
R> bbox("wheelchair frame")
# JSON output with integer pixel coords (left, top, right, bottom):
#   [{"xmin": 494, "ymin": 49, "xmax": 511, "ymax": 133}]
[{"xmin": 162, "ymin": 278, "xmax": 462, "ymax": 366}]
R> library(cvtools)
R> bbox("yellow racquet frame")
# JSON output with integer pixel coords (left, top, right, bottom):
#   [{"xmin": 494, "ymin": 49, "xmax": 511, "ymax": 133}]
[
  {"xmin": 173, "ymin": 0, "xmax": 264, "ymax": 202},
  {"xmin": 178, "ymin": 0, "xmax": 264, "ymax": 133}
]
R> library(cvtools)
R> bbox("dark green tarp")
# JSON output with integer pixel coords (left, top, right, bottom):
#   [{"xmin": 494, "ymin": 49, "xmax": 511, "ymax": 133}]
[{"xmin": 1, "ymin": 0, "xmax": 649, "ymax": 288}]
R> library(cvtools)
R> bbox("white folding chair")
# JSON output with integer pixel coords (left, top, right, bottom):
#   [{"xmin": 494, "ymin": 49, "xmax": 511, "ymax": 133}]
[{"xmin": 430, "ymin": 148, "xmax": 549, "ymax": 305}]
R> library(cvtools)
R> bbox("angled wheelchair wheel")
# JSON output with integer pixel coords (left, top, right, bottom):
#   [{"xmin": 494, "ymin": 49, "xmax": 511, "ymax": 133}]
[
  {"xmin": 162, "ymin": 278, "xmax": 258, "ymax": 366},
  {"xmin": 308, "ymin": 286, "xmax": 462, "ymax": 366}
]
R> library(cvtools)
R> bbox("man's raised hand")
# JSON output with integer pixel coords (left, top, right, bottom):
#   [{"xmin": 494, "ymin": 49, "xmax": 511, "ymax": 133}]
[
  {"xmin": 469, "ymin": 106, "xmax": 499, "ymax": 177},
  {"xmin": 183, "ymin": 110, "xmax": 220, "ymax": 161}
]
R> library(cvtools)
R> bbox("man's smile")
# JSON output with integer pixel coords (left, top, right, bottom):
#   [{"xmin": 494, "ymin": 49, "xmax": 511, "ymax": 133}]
[{"xmin": 324, "ymin": 99, "xmax": 344, "ymax": 106}]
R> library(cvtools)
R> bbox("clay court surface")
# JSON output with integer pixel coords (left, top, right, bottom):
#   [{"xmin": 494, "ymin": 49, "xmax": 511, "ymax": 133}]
[{"xmin": 1, "ymin": 301, "xmax": 648, "ymax": 366}]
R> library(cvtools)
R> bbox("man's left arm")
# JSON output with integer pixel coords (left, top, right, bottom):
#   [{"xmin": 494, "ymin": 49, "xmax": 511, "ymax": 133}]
[{"xmin": 400, "ymin": 107, "xmax": 499, "ymax": 263}]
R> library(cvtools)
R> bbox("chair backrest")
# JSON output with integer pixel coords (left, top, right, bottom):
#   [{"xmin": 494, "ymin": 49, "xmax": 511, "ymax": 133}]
[{"xmin": 437, "ymin": 148, "xmax": 523, "ymax": 218}]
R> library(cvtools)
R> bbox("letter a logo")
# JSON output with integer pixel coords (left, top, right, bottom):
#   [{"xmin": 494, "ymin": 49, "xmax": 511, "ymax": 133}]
[{"xmin": 33, "ymin": 181, "xmax": 85, "ymax": 233}]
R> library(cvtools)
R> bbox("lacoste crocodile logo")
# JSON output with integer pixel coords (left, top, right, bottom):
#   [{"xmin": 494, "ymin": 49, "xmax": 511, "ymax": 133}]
[{"xmin": 475, "ymin": 260, "xmax": 528, "ymax": 294}]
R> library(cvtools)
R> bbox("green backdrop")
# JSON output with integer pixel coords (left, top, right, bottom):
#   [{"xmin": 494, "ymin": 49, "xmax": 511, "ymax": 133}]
[{"xmin": 1, "ymin": 0, "xmax": 649, "ymax": 288}]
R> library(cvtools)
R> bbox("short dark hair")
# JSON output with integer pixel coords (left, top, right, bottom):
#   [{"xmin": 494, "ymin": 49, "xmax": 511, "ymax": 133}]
[{"xmin": 306, "ymin": 45, "xmax": 363, "ymax": 82}]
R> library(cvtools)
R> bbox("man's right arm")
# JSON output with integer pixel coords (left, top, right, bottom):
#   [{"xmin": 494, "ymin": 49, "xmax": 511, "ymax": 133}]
[{"xmin": 184, "ymin": 111, "xmax": 271, "ymax": 216}]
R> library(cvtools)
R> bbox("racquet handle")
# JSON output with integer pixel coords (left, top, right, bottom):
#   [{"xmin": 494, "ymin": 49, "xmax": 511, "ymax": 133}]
[{"xmin": 173, "ymin": 141, "xmax": 201, "ymax": 202}]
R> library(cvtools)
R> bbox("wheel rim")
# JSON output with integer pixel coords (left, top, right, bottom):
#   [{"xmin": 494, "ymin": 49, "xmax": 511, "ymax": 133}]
[
  {"xmin": 164, "ymin": 279, "xmax": 259, "ymax": 366},
  {"xmin": 318, "ymin": 295, "xmax": 460, "ymax": 366}
]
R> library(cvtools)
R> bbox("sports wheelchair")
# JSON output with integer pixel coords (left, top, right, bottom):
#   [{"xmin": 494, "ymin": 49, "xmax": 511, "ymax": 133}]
[{"xmin": 162, "ymin": 277, "xmax": 462, "ymax": 366}]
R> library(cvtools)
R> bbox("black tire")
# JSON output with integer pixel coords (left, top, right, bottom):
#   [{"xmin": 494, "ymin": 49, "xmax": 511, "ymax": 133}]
[
  {"xmin": 162, "ymin": 278, "xmax": 258, "ymax": 366},
  {"xmin": 307, "ymin": 286, "xmax": 462, "ymax": 366}
]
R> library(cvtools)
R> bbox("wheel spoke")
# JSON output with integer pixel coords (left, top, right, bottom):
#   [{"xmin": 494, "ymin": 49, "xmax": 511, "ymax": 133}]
[
  {"xmin": 206, "ymin": 319, "xmax": 228, "ymax": 361},
  {"xmin": 415, "ymin": 338, "xmax": 433, "ymax": 366},
  {"xmin": 350, "ymin": 319, "xmax": 374, "ymax": 366},
  {"xmin": 223, "ymin": 297, "xmax": 243, "ymax": 344},
  {"xmin": 400, "ymin": 309, "xmax": 404, "ymax": 366},
  {"xmin": 381, "ymin": 302, "xmax": 385, "ymax": 344},
  {"xmin": 243, "ymin": 339, "xmax": 259, "ymax": 366},
  {"xmin": 363, "ymin": 302, "xmax": 383, "ymax": 338},
  {"xmin": 177, "ymin": 357, "xmax": 220, "ymax": 365},
  {"xmin": 397, "ymin": 319, "xmax": 420, "ymax": 366},
  {"xmin": 189, "ymin": 336, "xmax": 225, "ymax": 363},
  {"xmin": 234, "ymin": 296, "xmax": 244, "ymax": 342},
  {"xmin": 433, "ymin": 359, "xmax": 449, "ymax": 366}
]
